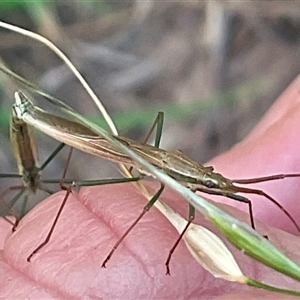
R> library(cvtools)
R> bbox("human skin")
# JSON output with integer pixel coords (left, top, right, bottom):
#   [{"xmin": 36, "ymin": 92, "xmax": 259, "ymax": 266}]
[{"xmin": 1, "ymin": 77, "xmax": 300, "ymax": 299}]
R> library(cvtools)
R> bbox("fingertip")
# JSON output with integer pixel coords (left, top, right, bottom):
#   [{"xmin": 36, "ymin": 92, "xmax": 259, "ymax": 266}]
[
  {"xmin": 246, "ymin": 76, "xmax": 300, "ymax": 141},
  {"xmin": 207, "ymin": 77, "xmax": 300, "ymax": 233},
  {"xmin": 0, "ymin": 217, "xmax": 13, "ymax": 249}
]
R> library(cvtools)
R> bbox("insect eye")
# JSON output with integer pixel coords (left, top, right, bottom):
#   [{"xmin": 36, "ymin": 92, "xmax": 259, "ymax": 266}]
[{"xmin": 205, "ymin": 180, "xmax": 216, "ymax": 188}]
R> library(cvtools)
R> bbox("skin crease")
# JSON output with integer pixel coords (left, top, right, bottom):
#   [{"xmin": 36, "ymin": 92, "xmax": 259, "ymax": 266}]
[{"xmin": 1, "ymin": 77, "xmax": 300, "ymax": 299}]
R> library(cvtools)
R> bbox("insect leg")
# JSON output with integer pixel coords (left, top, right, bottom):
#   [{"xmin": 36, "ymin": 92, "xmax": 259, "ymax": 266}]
[
  {"xmin": 165, "ymin": 204, "xmax": 195, "ymax": 275},
  {"xmin": 187, "ymin": 185, "xmax": 256, "ymax": 230},
  {"xmin": 27, "ymin": 147, "xmax": 140, "ymax": 262},
  {"xmin": 231, "ymin": 185, "xmax": 300, "ymax": 233},
  {"xmin": 101, "ymin": 183, "xmax": 165, "ymax": 267}
]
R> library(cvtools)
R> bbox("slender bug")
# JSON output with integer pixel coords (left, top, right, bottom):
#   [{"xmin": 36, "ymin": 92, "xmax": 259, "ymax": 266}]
[{"xmin": 13, "ymin": 91, "xmax": 300, "ymax": 273}]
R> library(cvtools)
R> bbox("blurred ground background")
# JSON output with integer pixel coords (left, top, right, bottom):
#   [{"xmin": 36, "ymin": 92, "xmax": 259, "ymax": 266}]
[{"xmin": 0, "ymin": 1, "xmax": 300, "ymax": 215}]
